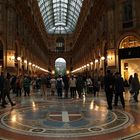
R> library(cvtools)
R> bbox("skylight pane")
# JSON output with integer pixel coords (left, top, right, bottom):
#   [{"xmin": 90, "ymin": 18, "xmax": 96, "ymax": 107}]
[
  {"xmin": 61, "ymin": 0, "xmax": 68, "ymax": 3},
  {"xmin": 53, "ymin": 0, "xmax": 57, "ymax": 3},
  {"xmin": 61, "ymin": 3, "xmax": 67, "ymax": 8}
]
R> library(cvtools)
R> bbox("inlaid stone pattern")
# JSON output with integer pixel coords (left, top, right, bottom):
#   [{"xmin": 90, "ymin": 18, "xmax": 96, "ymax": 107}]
[{"xmin": 0, "ymin": 101, "xmax": 134, "ymax": 138}]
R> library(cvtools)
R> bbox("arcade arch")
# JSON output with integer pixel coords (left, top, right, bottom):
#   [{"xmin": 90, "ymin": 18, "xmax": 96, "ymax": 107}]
[
  {"xmin": 119, "ymin": 35, "xmax": 140, "ymax": 80},
  {"xmin": 55, "ymin": 58, "xmax": 66, "ymax": 76}
]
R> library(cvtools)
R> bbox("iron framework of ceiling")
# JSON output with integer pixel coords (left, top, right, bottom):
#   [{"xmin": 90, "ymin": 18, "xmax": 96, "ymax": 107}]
[{"xmin": 37, "ymin": 0, "xmax": 84, "ymax": 34}]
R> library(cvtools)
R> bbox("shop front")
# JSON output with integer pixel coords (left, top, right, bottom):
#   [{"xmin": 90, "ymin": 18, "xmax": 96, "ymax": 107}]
[{"xmin": 119, "ymin": 35, "xmax": 140, "ymax": 81}]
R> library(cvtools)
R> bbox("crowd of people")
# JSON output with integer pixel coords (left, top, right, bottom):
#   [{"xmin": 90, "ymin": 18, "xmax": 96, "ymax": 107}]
[{"xmin": 0, "ymin": 70, "xmax": 139, "ymax": 110}]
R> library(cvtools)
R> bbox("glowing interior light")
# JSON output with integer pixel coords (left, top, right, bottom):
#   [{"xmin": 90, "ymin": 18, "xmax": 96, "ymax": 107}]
[
  {"xmin": 17, "ymin": 57, "xmax": 21, "ymax": 61},
  {"xmin": 24, "ymin": 60, "xmax": 27, "ymax": 63},
  {"xmin": 95, "ymin": 59, "xmax": 98, "ymax": 63},
  {"xmin": 101, "ymin": 56, "xmax": 105, "ymax": 60}
]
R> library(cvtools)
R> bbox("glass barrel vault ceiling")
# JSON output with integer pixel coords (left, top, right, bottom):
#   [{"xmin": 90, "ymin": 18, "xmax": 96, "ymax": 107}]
[{"xmin": 37, "ymin": 0, "xmax": 84, "ymax": 34}]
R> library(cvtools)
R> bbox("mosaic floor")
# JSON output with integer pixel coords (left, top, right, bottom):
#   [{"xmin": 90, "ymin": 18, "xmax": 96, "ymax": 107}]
[{"xmin": 1, "ymin": 89, "xmax": 140, "ymax": 140}]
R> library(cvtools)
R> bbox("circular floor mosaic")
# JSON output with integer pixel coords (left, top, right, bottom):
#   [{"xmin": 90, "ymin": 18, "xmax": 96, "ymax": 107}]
[{"xmin": 0, "ymin": 103, "xmax": 134, "ymax": 138}]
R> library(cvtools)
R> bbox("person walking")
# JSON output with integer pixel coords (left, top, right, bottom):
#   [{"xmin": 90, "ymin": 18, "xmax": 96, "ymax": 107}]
[
  {"xmin": 50, "ymin": 75, "xmax": 56, "ymax": 96},
  {"xmin": 62, "ymin": 75, "xmax": 69, "ymax": 98},
  {"xmin": 15, "ymin": 75, "xmax": 23, "ymax": 97},
  {"xmin": 69, "ymin": 75, "xmax": 76, "ymax": 99},
  {"xmin": 76, "ymin": 75, "xmax": 84, "ymax": 98},
  {"xmin": 114, "ymin": 72, "xmax": 125, "ymax": 109},
  {"xmin": 104, "ymin": 70, "xmax": 114, "ymax": 110},
  {"xmin": 56, "ymin": 75, "xmax": 63, "ymax": 99},
  {"xmin": 23, "ymin": 75, "xmax": 31, "ymax": 96},
  {"xmin": 131, "ymin": 73, "xmax": 140, "ymax": 102},
  {"xmin": 93, "ymin": 76, "xmax": 100, "ymax": 97},
  {"xmin": 86, "ymin": 76, "xmax": 93, "ymax": 94},
  {"xmin": 129, "ymin": 75, "xmax": 133, "ymax": 86},
  {"xmin": 40, "ymin": 74, "xmax": 47, "ymax": 96},
  {"xmin": 1, "ymin": 73, "xmax": 16, "ymax": 108},
  {"xmin": 129, "ymin": 75, "xmax": 134, "ymax": 101}
]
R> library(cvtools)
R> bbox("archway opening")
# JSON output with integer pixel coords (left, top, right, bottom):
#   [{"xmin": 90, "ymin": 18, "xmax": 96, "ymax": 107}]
[
  {"xmin": 119, "ymin": 35, "xmax": 140, "ymax": 81},
  {"xmin": 55, "ymin": 58, "xmax": 66, "ymax": 76}
]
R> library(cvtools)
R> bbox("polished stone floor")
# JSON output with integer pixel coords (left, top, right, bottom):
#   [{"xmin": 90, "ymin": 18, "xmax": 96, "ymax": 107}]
[{"xmin": 0, "ymin": 89, "xmax": 140, "ymax": 140}]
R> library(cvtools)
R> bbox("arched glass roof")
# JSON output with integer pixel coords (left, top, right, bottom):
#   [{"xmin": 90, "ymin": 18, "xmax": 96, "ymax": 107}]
[{"xmin": 37, "ymin": 0, "xmax": 84, "ymax": 34}]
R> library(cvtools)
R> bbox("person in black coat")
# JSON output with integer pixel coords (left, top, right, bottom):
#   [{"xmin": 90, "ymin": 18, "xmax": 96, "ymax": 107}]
[
  {"xmin": 1, "ymin": 73, "xmax": 16, "ymax": 108},
  {"xmin": 62, "ymin": 75, "xmax": 69, "ymax": 98},
  {"xmin": 104, "ymin": 70, "xmax": 114, "ymax": 110},
  {"xmin": 76, "ymin": 75, "xmax": 84, "ymax": 98},
  {"xmin": 56, "ymin": 75, "xmax": 63, "ymax": 98},
  {"xmin": 114, "ymin": 72, "xmax": 125, "ymax": 109},
  {"xmin": 131, "ymin": 73, "xmax": 140, "ymax": 102}
]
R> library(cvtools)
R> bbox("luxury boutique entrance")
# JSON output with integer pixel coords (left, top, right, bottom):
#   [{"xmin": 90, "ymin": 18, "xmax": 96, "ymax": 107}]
[{"xmin": 119, "ymin": 36, "xmax": 140, "ymax": 80}]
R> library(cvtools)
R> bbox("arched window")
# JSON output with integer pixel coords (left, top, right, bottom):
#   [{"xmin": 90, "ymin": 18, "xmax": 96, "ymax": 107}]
[{"xmin": 119, "ymin": 36, "xmax": 140, "ymax": 49}]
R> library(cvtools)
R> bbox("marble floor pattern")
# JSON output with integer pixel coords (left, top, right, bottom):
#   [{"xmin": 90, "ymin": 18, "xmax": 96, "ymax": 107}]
[{"xmin": 0, "ymin": 89, "xmax": 140, "ymax": 140}]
